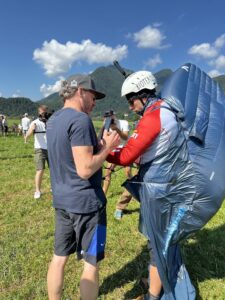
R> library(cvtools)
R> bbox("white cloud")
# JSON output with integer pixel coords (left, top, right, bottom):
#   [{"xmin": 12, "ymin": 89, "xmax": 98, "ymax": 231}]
[
  {"xmin": 188, "ymin": 34, "xmax": 225, "ymax": 60},
  {"xmin": 214, "ymin": 34, "xmax": 225, "ymax": 49},
  {"xmin": 208, "ymin": 69, "xmax": 221, "ymax": 77},
  {"xmin": 33, "ymin": 39, "xmax": 128, "ymax": 77},
  {"xmin": 40, "ymin": 77, "xmax": 65, "ymax": 97},
  {"xmin": 133, "ymin": 25, "xmax": 167, "ymax": 49},
  {"xmin": 145, "ymin": 54, "xmax": 162, "ymax": 69},
  {"xmin": 213, "ymin": 55, "xmax": 225, "ymax": 70},
  {"xmin": 188, "ymin": 43, "xmax": 218, "ymax": 58}
]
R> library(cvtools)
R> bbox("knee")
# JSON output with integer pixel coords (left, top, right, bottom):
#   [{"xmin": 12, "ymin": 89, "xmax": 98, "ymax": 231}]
[
  {"xmin": 83, "ymin": 262, "xmax": 99, "ymax": 277},
  {"xmin": 36, "ymin": 169, "xmax": 44, "ymax": 175},
  {"xmin": 51, "ymin": 255, "xmax": 68, "ymax": 269}
]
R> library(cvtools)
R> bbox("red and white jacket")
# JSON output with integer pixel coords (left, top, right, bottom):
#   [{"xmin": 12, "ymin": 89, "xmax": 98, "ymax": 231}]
[{"xmin": 107, "ymin": 99, "xmax": 179, "ymax": 166}]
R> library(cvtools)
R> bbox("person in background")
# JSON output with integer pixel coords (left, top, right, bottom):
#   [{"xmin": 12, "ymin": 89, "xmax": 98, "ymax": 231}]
[
  {"xmin": 21, "ymin": 113, "xmax": 31, "ymax": 142},
  {"xmin": 2, "ymin": 115, "xmax": 8, "ymax": 136},
  {"xmin": 102, "ymin": 111, "xmax": 133, "ymax": 220},
  {"xmin": 25, "ymin": 105, "xmax": 49, "ymax": 199},
  {"xmin": 0, "ymin": 115, "xmax": 3, "ymax": 135},
  {"xmin": 18, "ymin": 123, "xmax": 23, "ymax": 136},
  {"xmin": 46, "ymin": 74, "xmax": 120, "ymax": 300}
]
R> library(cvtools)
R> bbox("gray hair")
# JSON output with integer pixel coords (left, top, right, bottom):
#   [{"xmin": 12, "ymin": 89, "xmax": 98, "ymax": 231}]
[{"xmin": 59, "ymin": 80, "xmax": 78, "ymax": 101}]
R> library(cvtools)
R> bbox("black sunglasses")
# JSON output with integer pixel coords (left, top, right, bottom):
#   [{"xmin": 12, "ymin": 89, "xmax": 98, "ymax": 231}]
[{"xmin": 126, "ymin": 95, "xmax": 138, "ymax": 105}]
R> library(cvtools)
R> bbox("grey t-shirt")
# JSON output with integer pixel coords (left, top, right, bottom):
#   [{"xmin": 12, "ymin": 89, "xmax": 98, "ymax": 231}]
[{"xmin": 47, "ymin": 108, "xmax": 106, "ymax": 214}]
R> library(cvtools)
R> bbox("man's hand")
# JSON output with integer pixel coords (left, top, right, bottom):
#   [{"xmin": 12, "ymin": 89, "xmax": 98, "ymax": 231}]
[
  {"xmin": 25, "ymin": 123, "xmax": 36, "ymax": 142},
  {"xmin": 102, "ymin": 130, "xmax": 120, "ymax": 151}
]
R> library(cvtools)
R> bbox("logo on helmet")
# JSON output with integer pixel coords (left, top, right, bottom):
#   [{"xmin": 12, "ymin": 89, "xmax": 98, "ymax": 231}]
[{"xmin": 136, "ymin": 76, "xmax": 155, "ymax": 90}]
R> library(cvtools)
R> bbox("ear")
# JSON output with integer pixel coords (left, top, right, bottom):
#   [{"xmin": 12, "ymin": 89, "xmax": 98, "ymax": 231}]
[{"xmin": 78, "ymin": 87, "xmax": 84, "ymax": 98}]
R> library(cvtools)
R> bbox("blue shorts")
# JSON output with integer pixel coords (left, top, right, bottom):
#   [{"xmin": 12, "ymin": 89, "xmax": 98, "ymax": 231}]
[{"xmin": 54, "ymin": 206, "xmax": 106, "ymax": 266}]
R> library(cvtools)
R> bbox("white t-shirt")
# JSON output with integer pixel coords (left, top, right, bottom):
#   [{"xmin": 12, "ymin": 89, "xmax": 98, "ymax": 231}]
[
  {"xmin": 114, "ymin": 119, "xmax": 129, "ymax": 147},
  {"xmin": 21, "ymin": 117, "xmax": 31, "ymax": 130},
  {"xmin": 31, "ymin": 119, "xmax": 47, "ymax": 150}
]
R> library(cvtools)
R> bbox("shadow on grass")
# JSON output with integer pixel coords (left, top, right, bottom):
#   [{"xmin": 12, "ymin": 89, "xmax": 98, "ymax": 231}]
[
  {"xmin": 123, "ymin": 208, "xmax": 140, "ymax": 215},
  {"xmin": 100, "ymin": 224, "xmax": 225, "ymax": 299},
  {"xmin": 99, "ymin": 244, "xmax": 149, "ymax": 299}
]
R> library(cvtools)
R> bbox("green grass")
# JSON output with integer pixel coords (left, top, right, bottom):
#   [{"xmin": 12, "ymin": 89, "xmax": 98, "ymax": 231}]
[{"xmin": 0, "ymin": 133, "xmax": 225, "ymax": 300}]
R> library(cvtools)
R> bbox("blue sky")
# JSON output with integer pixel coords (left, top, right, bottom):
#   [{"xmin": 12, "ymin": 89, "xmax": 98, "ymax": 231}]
[{"xmin": 0, "ymin": 0, "xmax": 225, "ymax": 101}]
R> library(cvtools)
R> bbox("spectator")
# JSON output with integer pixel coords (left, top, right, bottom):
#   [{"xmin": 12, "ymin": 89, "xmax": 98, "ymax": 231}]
[
  {"xmin": 21, "ymin": 113, "xmax": 31, "ymax": 142},
  {"xmin": 2, "ymin": 115, "xmax": 8, "ymax": 136},
  {"xmin": 101, "ymin": 111, "xmax": 134, "ymax": 220},
  {"xmin": 25, "ymin": 105, "xmax": 49, "ymax": 199},
  {"xmin": 0, "ymin": 115, "xmax": 3, "ymax": 135}
]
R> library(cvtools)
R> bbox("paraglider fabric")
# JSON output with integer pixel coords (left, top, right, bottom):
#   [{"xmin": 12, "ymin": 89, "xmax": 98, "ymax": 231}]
[{"xmin": 124, "ymin": 63, "xmax": 225, "ymax": 299}]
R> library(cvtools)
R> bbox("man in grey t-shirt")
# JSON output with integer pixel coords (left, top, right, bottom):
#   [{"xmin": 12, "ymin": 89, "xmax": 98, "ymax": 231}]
[{"xmin": 47, "ymin": 74, "xmax": 120, "ymax": 300}]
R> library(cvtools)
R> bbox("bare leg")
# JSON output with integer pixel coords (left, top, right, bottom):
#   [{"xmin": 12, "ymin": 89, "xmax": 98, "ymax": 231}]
[
  {"xmin": 124, "ymin": 165, "xmax": 132, "ymax": 179},
  {"xmin": 47, "ymin": 255, "xmax": 68, "ymax": 300},
  {"xmin": 116, "ymin": 189, "xmax": 132, "ymax": 210},
  {"xmin": 35, "ymin": 169, "xmax": 44, "ymax": 192},
  {"xmin": 80, "ymin": 261, "xmax": 99, "ymax": 300},
  {"xmin": 102, "ymin": 163, "xmax": 115, "ymax": 195},
  {"xmin": 149, "ymin": 265, "xmax": 162, "ymax": 297}
]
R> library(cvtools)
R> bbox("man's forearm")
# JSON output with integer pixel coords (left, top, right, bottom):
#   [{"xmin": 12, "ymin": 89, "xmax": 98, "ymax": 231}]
[
  {"xmin": 72, "ymin": 145, "xmax": 112, "ymax": 180},
  {"xmin": 25, "ymin": 125, "xmax": 35, "ymax": 141},
  {"xmin": 88, "ymin": 146, "xmax": 112, "ymax": 177}
]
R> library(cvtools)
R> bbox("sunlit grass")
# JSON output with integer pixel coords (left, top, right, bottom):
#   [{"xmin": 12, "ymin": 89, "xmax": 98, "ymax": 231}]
[{"xmin": 0, "ymin": 128, "xmax": 225, "ymax": 300}]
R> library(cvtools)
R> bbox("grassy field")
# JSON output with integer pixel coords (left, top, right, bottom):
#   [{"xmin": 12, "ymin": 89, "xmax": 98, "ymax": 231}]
[{"xmin": 0, "ymin": 129, "xmax": 225, "ymax": 299}]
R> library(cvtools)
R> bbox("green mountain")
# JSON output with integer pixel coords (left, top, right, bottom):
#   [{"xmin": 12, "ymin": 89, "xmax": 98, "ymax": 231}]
[
  {"xmin": 0, "ymin": 97, "xmax": 38, "ymax": 117},
  {"xmin": 38, "ymin": 92, "xmax": 62, "ymax": 112},
  {"xmin": 36, "ymin": 66, "xmax": 173, "ymax": 119},
  {"xmin": 1, "ymin": 66, "xmax": 225, "ymax": 118}
]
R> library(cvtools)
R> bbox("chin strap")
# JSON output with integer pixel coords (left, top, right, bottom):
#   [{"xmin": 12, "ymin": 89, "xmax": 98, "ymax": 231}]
[{"xmin": 137, "ymin": 97, "xmax": 157, "ymax": 116}]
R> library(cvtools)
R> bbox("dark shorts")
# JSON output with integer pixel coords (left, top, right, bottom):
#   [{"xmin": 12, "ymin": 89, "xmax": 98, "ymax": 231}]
[
  {"xmin": 54, "ymin": 206, "xmax": 107, "ymax": 266},
  {"xmin": 34, "ymin": 148, "xmax": 48, "ymax": 170}
]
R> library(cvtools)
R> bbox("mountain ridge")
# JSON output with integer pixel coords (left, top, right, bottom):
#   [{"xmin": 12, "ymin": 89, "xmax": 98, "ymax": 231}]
[{"xmin": 1, "ymin": 65, "xmax": 225, "ymax": 118}]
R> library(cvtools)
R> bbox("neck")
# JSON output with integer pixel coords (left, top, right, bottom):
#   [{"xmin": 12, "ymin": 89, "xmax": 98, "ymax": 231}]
[{"xmin": 63, "ymin": 97, "xmax": 82, "ymax": 112}]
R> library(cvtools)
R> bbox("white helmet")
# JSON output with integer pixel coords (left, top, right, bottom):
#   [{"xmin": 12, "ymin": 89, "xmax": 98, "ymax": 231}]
[{"xmin": 121, "ymin": 71, "xmax": 157, "ymax": 97}]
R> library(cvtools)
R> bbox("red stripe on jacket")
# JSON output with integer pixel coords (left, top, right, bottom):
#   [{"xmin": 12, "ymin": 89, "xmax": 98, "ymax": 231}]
[{"xmin": 107, "ymin": 100, "xmax": 162, "ymax": 166}]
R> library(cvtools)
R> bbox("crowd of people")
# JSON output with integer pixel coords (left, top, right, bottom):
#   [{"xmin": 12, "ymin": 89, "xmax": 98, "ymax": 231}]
[{"xmin": 0, "ymin": 112, "xmax": 32, "ymax": 136}]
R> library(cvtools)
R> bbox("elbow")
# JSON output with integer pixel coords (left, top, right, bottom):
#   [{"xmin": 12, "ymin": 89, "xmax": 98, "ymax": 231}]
[{"xmin": 77, "ymin": 169, "xmax": 92, "ymax": 180}]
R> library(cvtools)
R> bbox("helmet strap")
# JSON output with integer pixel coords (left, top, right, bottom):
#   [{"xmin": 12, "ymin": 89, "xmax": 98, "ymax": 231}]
[{"xmin": 136, "ymin": 97, "xmax": 155, "ymax": 116}]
